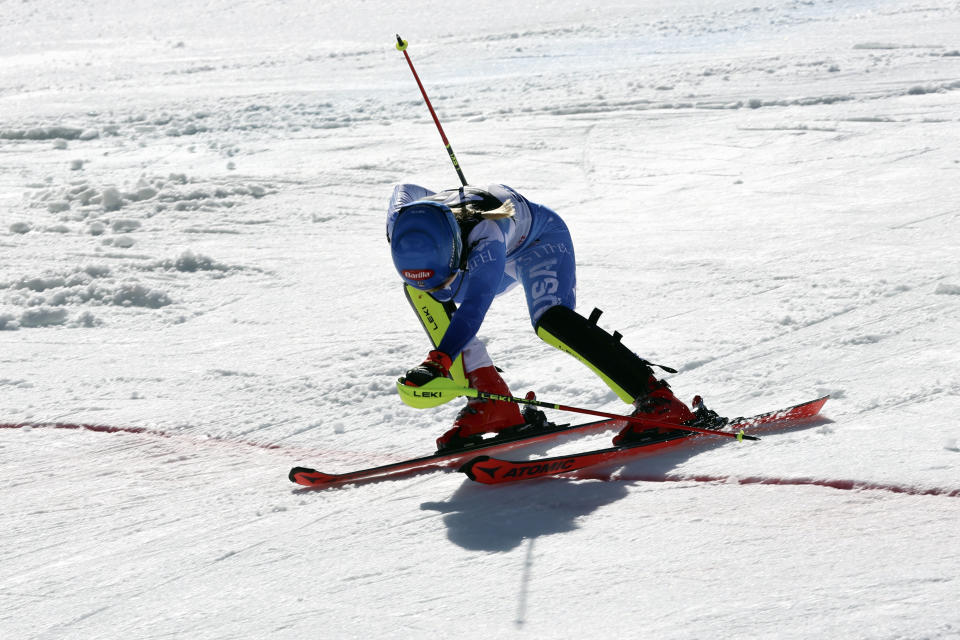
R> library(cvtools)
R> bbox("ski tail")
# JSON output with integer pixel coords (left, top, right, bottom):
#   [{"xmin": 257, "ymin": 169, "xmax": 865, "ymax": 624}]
[{"xmin": 290, "ymin": 467, "xmax": 340, "ymax": 487}]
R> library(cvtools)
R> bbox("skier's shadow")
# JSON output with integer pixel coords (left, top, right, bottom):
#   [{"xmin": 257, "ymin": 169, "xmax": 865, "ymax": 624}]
[
  {"xmin": 418, "ymin": 431, "xmax": 642, "ymax": 552},
  {"xmin": 421, "ymin": 417, "xmax": 830, "ymax": 552},
  {"xmin": 420, "ymin": 473, "xmax": 630, "ymax": 552}
]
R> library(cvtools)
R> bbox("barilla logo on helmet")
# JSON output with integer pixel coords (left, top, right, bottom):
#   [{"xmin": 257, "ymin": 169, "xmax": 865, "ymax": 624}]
[{"xmin": 402, "ymin": 269, "xmax": 435, "ymax": 281}]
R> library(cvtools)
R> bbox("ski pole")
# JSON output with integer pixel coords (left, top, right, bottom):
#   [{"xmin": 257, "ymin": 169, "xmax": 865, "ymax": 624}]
[
  {"xmin": 396, "ymin": 378, "xmax": 756, "ymax": 441},
  {"xmin": 395, "ymin": 34, "xmax": 468, "ymax": 186},
  {"xmin": 476, "ymin": 389, "xmax": 755, "ymax": 441}
]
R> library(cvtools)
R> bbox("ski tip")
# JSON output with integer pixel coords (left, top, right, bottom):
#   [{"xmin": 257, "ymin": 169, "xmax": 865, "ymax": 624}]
[
  {"xmin": 287, "ymin": 467, "xmax": 317, "ymax": 484},
  {"xmin": 794, "ymin": 394, "xmax": 831, "ymax": 418}
]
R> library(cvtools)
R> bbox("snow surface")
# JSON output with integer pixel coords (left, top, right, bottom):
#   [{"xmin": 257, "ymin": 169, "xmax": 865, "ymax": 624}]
[{"xmin": 2, "ymin": 0, "xmax": 959, "ymax": 638}]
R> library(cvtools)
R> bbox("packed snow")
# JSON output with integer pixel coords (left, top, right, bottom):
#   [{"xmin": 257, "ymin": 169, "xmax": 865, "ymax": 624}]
[{"xmin": 2, "ymin": 0, "xmax": 959, "ymax": 638}]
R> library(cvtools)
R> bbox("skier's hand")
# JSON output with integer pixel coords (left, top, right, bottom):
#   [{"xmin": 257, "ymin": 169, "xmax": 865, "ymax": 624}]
[{"xmin": 402, "ymin": 350, "xmax": 453, "ymax": 387}]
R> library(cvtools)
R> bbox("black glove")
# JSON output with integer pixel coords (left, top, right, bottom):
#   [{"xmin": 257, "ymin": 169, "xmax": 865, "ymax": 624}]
[{"xmin": 403, "ymin": 350, "xmax": 453, "ymax": 387}]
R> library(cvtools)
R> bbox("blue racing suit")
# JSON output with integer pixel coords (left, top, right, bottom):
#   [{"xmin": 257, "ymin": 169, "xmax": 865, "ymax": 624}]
[{"xmin": 386, "ymin": 183, "xmax": 576, "ymax": 363}]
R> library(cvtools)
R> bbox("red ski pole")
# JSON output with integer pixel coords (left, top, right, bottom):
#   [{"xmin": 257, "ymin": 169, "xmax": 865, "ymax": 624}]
[
  {"xmin": 473, "ymin": 389, "xmax": 757, "ymax": 441},
  {"xmin": 395, "ymin": 34, "xmax": 468, "ymax": 186}
]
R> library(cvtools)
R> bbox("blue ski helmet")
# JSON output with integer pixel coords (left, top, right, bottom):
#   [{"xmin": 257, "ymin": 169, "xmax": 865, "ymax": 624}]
[{"xmin": 390, "ymin": 201, "xmax": 462, "ymax": 290}]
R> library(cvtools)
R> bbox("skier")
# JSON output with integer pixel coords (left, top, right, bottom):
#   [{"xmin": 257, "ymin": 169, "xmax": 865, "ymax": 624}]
[{"xmin": 388, "ymin": 183, "xmax": 717, "ymax": 452}]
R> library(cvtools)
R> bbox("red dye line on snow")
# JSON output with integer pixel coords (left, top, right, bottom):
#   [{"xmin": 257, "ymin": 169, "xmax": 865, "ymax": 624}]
[
  {"xmin": 0, "ymin": 422, "xmax": 283, "ymax": 451},
  {"xmin": 6, "ymin": 421, "xmax": 957, "ymax": 497},
  {"xmin": 571, "ymin": 471, "xmax": 960, "ymax": 498},
  {"xmin": 0, "ymin": 421, "xmax": 418, "ymax": 468}
]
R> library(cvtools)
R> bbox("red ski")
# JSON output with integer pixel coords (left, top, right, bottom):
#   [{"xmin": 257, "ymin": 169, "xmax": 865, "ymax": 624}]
[
  {"xmin": 289, "ymin": 416, "xmax": 627, "ymax": 489},
  {"xmin": 460, "ymin": 396, "xmax": 829, "ymax": 485}
]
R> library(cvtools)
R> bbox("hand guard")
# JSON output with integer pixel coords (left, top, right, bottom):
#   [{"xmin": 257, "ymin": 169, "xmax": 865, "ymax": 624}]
[{"xmin": 402, "ymin": 350, "xmax": 453, "ymax": 387}]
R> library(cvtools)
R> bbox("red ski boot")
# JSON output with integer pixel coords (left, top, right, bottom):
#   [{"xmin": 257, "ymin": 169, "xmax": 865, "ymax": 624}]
[
  {"xmin": 436, "ymin": 366, "xmax": 524, "ymax": 452},
  {"xmin": 612, "ymin": 377, "xmax": 696, "ymax": 446}
]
